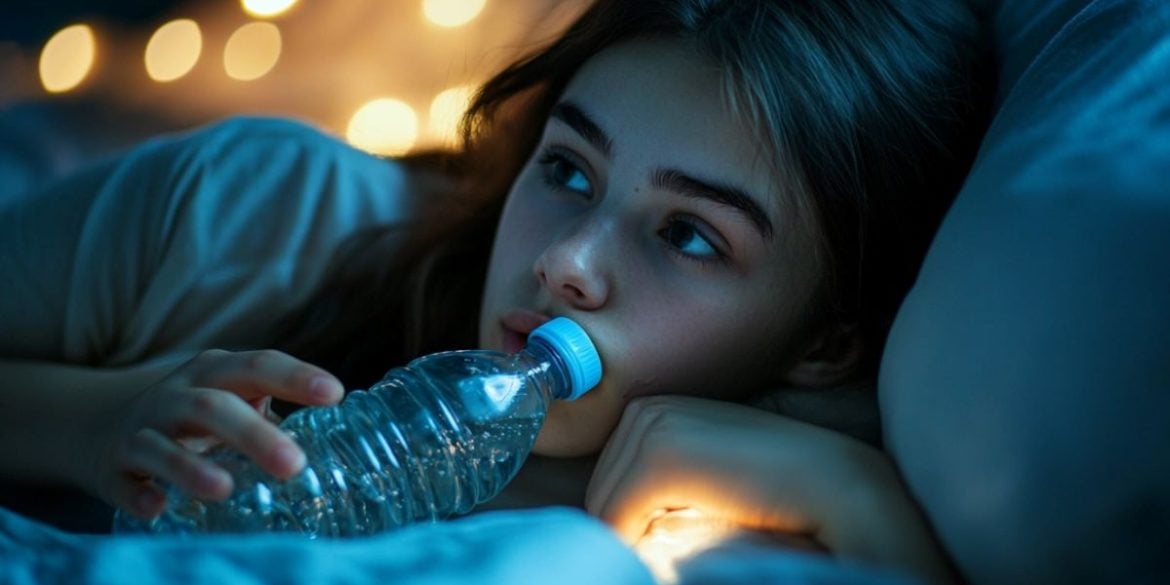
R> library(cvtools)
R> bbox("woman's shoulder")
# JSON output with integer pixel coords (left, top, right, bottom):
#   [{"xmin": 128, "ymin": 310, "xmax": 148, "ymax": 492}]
[
  {"xmin": 89, "ymin": 117, "xmax": 417, "ymax": 363},
  {"xmin": 154, "ymin": 115, "xmax": 408, "ymax": 197},
  {"xmin": 125, "ymin": 116, "xmax": 416, "ymax": 245},
  {"xmin": 175, "ymin": 115, "xmax": 339, "ymax": 145},
  {"xmin": 175, "ymin": 116, "xmax": 358, "ymax": 157}
]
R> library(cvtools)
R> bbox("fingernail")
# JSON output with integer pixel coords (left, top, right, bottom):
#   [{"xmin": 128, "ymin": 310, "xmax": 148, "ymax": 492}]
[
  {"xmin": 275, "ymin": 443, "xmax": 306, "ymax": 474},
  {"xmin": 310, "ymin": 376, "xmax": 340, "ymax": 402},
  {"xmin": 198, "ymin": 466, "xmax": 231, "ymax": 494}
]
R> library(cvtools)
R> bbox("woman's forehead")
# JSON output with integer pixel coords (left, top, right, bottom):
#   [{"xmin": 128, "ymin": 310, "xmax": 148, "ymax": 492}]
[{"xmin": 556, "ymin": 38, "xmax": 786, "ymax": 217}]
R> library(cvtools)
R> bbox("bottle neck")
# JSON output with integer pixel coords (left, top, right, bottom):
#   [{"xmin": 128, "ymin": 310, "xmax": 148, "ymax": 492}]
[{"xmin": 519, "ymin": 338, "xmax": 575, "ymax": 401}]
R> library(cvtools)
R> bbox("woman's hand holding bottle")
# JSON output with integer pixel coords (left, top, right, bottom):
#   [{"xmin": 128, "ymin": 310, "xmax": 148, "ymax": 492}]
[{"xmin": 94, "ymin": 349, "xmax": 344, "ymax": 520}]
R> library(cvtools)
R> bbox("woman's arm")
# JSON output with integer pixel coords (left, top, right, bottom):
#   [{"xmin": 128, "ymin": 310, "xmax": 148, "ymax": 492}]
[
  {"xmin": 586, "ymin": 396, "xmax": 957, "ymax": 585},
  {"xmin": 0, "ymin": 351, "xmax": 344, "ymax": 518},
  {"xmin": 1, "ymin": 117, "xmax": 421, "ymax": 518}
]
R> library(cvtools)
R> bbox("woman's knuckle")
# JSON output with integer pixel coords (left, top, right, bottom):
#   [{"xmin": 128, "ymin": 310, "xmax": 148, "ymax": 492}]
[
  {"xmin": 191, "ymin": 349, "xmax": 230, "ymax": 370},
  {"xmin": 245, "ymin": 349, "xmax": 286, "ymax": 371},
  {"xmin": 630, "ymin": 397, "xmax": 671, "ymax": 422},
  {"xmin": 197, "ymin": 348, "xmax": 228, "ymax": 361},
  {"xmin": 240, "ymin": 425, "xmax": 273, "ymax": 450}
]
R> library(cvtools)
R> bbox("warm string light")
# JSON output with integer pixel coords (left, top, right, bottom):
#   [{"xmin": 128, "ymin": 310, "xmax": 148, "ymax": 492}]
[
  {"xmin": 423, "ymin": 0, "xmax": 487, "ymax": 28},
  {"xmin": 347, "ymin": 98, "xmax": 419, "ymax": 157},
  {"xmin": 241, "ymin": 0, "xmax": 299, "ymax": 19},
  {"xmin": 144, "ymin": 19, "xmax": 202, "ymax": 82},
  {"xmin": 223, "ymin": 22, "xmax": 282, "ymax": 81},
  {"xmin": 33, "ymin": 1, "xmax": 501, "ymax": 154},
  {"xmin": 39, "ymin": 24, "xmax": 96, "ymax": 93},
  {"xmin": 428, "ymin": 85, "xmax": 476, "ymax": 146}
]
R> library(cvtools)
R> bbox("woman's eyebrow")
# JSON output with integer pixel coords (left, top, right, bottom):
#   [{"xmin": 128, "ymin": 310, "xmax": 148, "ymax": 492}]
[
  {"xmin": 550, "ymin": 101, "xmax": 613, "ymax": 158},
  {"xmin": 551, "ymin": 100, "xmax": 773, "ymax": 240},
  {"xmin": 652, "ymin": 168, "xmax": 775, "ymax": 240}
]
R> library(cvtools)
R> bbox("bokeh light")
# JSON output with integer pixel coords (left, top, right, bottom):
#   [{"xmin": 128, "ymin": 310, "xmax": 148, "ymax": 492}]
[
  {"xmin": 428, "ymin": 85, "xmax": 475, "ymax": 145},
  {"xmin": 39, "ymin": 24, "xmax": 96, "ymax": 93},
  {"xmin": 347, "ymin": 98, "xmax": 419, "ymax": 156},
  {"xmin": 8, "ymin": 1, "xmax": 588, "ymax": 159},
  {"xmin": 145, "ymin": 19, "xmax": 203, "ymax": 82},
  {"xmin": 223, "ymin": 22, "xmax": 282, "ymax": 81},
  {"xmin": 241, "ymin": 0, "xmax": 300, "ymax": 18},
  {"xmin": 423, "ymin": 0, "xmax": 487, "ymax": 28}
]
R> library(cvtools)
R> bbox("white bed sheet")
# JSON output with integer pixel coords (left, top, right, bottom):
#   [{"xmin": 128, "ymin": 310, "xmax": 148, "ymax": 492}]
[
  {"xmin": 1, "ymin": 505, "xmax": 654, "ymax": 585},
  {"xmin": 0, "ymin": 503, "xmax": 931, "ymax": 585}
]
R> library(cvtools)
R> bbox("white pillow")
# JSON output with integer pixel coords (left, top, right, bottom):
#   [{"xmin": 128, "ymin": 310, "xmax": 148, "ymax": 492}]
[{"xmin": 881, "ymin": 1, "xmax": 1170, "ymax": 584}]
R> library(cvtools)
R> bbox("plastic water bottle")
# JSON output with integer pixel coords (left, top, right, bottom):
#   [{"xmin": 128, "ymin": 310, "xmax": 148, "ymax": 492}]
[{"xmin": 112, "ymin": 317, "xmax": 602, "ymax": 537}]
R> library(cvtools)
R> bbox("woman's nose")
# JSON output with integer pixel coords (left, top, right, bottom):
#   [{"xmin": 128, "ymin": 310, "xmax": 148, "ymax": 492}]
[{"xmin": 533, "ymin": 220, "xmax": 611, "ymax": 311}]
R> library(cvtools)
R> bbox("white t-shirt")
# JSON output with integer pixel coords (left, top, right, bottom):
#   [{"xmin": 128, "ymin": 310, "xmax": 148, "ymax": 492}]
[{"xmin": 0, "ymin": 117, "xmax": 414, "ymax": 366}]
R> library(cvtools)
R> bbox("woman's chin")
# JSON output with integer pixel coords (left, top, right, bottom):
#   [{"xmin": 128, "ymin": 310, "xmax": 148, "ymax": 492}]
[{"xmin": 533, "ymin": 390, "xmax": 624, "ymax": 457}]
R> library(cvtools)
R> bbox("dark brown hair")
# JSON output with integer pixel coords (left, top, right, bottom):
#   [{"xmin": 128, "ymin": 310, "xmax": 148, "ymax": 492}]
[{"xmin": 278, "ymin": 0, "xmax": 992, "ymax": 392}]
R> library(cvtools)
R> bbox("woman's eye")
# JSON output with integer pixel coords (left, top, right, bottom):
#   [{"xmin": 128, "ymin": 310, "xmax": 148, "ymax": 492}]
[
  {"xmin": 660, "ymin": 219, "xmax": 723, "ymax": 261},
  {"xmin": 537, "ymin": 149, "xmax": 593, "ymax": 197}
]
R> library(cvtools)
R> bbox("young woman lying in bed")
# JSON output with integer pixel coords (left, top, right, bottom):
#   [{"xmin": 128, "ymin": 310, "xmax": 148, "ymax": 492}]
[{"xmin": 0, "ymin": 1, "xmax": 990, "ymax": 583}]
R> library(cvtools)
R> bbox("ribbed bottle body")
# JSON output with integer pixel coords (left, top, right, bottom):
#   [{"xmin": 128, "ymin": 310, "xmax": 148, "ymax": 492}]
[{"xmin": 114, "ymin": 348, "xmax": 560, "ymax": 537}]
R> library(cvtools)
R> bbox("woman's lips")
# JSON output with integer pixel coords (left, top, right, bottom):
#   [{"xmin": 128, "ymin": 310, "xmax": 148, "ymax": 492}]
[{"xmin": 500, "ymin": 310, "xmax": 551, "ymax": 353}]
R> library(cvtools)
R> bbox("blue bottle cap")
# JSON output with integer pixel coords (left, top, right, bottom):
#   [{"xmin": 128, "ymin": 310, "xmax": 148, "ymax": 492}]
[{"xmin": 528, "ymin": 317, "xmax": 602, "ymax": 400}]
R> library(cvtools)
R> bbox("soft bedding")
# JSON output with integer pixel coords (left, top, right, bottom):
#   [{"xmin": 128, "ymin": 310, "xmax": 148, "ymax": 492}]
[
  {"xmin": 882, "ymin": 0, "xmax": 1170, "ymax": 583},
  {"xmin": 0, "ymin": 505, "xmax": 928, "ymax": 585},
  {"xmin": 1, "ymin": 506, "xmax": 654, "ymax": 585}
]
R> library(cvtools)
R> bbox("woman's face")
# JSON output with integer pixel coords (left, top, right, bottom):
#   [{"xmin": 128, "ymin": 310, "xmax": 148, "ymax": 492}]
[{"xmin": 479, "ymin": 39, "xmax": 821, "ymax": 456}]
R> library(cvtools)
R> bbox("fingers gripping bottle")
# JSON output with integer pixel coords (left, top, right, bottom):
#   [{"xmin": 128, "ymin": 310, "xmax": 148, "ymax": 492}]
[{"xmin": 113, "ymin": 317, "xmax": 602, "ymax": 537}]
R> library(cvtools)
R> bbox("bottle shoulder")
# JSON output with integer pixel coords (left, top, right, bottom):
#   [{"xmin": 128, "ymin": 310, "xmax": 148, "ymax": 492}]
[{"xmin": 401, "ymin": 349, "xmax": 521, "ymax": 378}]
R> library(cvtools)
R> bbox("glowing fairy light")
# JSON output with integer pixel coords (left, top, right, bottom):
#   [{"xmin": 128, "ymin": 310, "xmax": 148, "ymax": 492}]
[
  {"xmin": 423, "ymin": 0, "xmax": 487, "ymax": 28},
  {"xmin": 241, "ymin": 0, "xmax": 299, "ymax": 18},
  {"xmin": 347, "ymin": 98, "xmax": 419, "ymax": 156},
  {"xmin": 634, "ymin": 508, "xmax": 738, "ymax": 585},
  {"xmin": 223, "ymin": 22, "xmax": 282, "ymax": 81},
  {"xmin": 428, "ymin": 85, "xmax": 475, "ymax": 145},
  {"xmin": 144, "ymin": 19, "xmax": 202, "ymax": 82},
  {"xmin": 39, "ymin": 24, "xmax": 96, "ymax": 93}
]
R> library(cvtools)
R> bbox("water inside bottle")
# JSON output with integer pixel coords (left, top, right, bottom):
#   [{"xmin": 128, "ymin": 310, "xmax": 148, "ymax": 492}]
[{"xmin": 116, "ymin": 344, "xmax": 563, "ymax": 537}]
